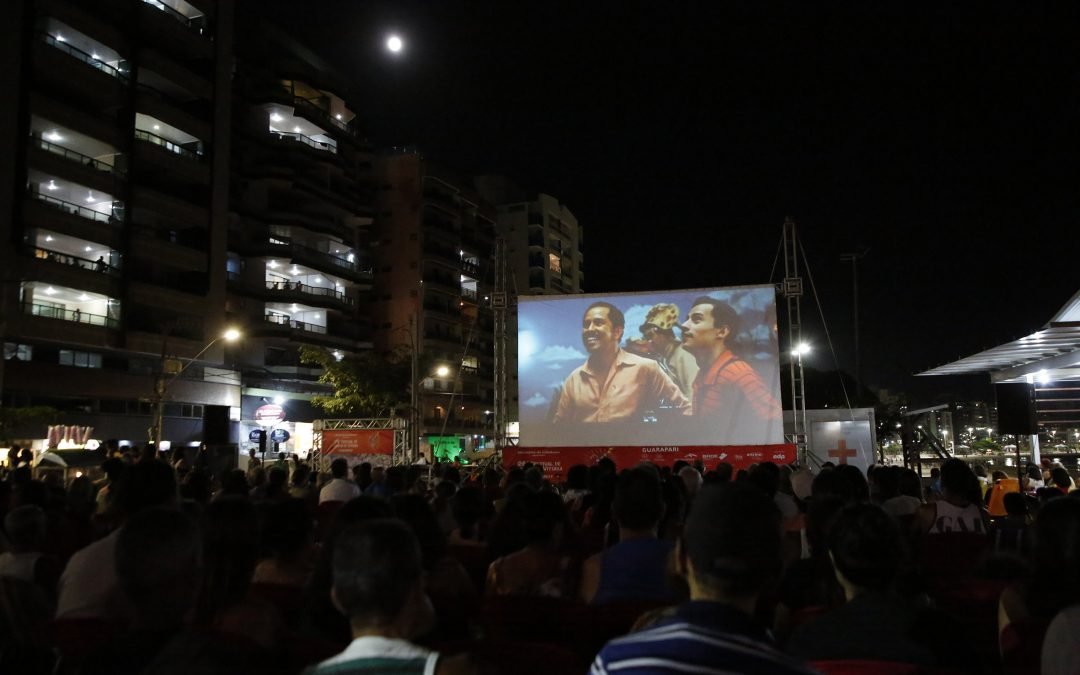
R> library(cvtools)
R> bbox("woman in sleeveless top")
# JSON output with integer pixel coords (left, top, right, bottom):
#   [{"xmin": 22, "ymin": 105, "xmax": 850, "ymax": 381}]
[{"xmin": 914, "ymin": 459, "xmax": 992, "ymax": 535}]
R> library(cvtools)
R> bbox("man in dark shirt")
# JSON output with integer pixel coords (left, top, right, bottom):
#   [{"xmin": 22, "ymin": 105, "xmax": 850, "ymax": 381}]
[
  {"xmin": 592, "ymin": 482, "xmax": 814, "ymax": 675},
  {"xmin": 786, "ymin": 503, "xmax": 971, "ymax": 670}
]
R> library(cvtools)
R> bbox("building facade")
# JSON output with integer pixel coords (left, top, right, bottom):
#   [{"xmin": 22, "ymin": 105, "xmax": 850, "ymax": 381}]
[
  {"xmin": 1, "ymin": 0, "xmax": 237, "ymax": 449},
  {"xmin": 0, "ymin": 0, "xmax": 377, "ymax": 456},
  {"xmin": 372, "ymin": 151, "xmax": 496, "ymax": 459},
  {"xmin": 474, "ymin": 176, "xmax": 585, "ymax": 437},
  {"xmin": 228, "ymin": 17, "xmax": 376, "ymax": 454}
]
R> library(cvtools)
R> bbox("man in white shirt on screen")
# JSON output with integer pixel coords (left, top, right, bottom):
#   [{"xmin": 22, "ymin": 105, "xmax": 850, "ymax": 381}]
[{"xmin": 553, "ymin": 301, "xmax": 689, "ymax": 429}]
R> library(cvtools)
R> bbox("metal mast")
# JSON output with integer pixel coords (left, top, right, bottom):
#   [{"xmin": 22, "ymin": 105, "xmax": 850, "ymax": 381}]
[
  {"xmin": 491, "ymin": 236, "xmax": 510, "ymax": 454},
  {"xmin": 782, "ymin": 217, "xmax": 809, "ymax": 464}
]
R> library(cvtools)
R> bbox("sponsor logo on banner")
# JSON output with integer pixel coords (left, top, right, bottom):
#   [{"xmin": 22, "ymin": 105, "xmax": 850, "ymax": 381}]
[
  {"xmin": 504, "ymin": 444, "xmax": 796, "ymax": 482},
  {"xmin": 323, "ymin": 429, "xmax": 394, "ymax": 456}
]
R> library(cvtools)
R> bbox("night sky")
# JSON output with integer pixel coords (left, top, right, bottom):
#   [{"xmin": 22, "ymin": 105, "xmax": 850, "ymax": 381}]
[{"xmin": 262, "ymin": 2, "xmax": 1079, "ymax": 405}]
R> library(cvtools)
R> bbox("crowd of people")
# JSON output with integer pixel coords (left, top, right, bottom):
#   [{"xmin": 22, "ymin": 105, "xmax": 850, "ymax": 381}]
[{"xmin": 0, "ymin": 445, "xmax": 1079, "ymax": 674}]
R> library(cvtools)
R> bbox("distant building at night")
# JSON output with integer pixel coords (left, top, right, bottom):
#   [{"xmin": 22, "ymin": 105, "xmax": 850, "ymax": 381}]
[
  {"xmin": 372, "ymin": 150, "xmax": 497, "ymax": 458},
  {"xmin": 474, "ymin": 175, "xmax": 584, "ymax": 435},
  {"xmin": 0, "ymin": 1, "xmax": 377, "ymax": 454},
  {"xmin": 0, "ymin": 0, "xmax": 239, "ymax": 447},
  {"xmin": 474, "ymin": 175, "xmax": 585, "ymax": 295}
]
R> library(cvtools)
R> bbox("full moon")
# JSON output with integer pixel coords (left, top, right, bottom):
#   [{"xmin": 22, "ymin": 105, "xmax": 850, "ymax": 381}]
[{"xmin": 386, "ymin": 35, "xmax": 403, "ymax": 53}]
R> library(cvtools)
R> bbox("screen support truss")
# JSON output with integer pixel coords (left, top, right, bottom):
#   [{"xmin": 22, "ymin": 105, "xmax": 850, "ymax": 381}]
[{"xmin": 312, "ymin": 417, "xmax": 408, "ymax": 471}]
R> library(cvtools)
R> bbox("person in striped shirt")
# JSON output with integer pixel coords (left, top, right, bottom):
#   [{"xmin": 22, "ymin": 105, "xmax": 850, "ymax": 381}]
[
  {"xmin": 680, "ymin": 297, "xmax": 783, "ymax": 444},
  {"xmin": 591, "ymin": 482, "xmax": 815, "ymax": 675}
]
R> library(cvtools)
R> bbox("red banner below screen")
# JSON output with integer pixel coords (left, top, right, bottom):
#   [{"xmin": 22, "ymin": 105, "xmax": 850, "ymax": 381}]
[
  {"xmin": 322, "ymin": 429, "xmax": 394, "ymax": 456},
  {"xmin": 503, "ymin": 444, "xmax": 796, "ymax": 482}
]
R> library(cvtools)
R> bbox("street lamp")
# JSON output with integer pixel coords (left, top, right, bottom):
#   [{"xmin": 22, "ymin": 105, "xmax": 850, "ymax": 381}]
[
  {"xmin": 435, "ymin": 364, "xmax": 450, "ymax": 378},
  {"xmin": 150, "ymin": 328, "xmax": 241, "ymax": 449}
]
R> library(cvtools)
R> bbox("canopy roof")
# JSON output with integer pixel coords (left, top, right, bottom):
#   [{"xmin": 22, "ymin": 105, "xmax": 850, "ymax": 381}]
[{"xmin": 919, "ymin": 289, "xmax": 1080, "ymax": 383}]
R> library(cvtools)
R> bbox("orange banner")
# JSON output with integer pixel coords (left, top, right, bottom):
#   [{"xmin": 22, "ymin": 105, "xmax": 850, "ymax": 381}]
[{"xmin": 322, "ymin": 429, "xmax": 394, "ymax": 456}]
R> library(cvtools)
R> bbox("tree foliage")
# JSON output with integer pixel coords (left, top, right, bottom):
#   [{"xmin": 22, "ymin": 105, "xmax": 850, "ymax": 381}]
[
  {"xmin": 0, "ymin": 406, "xmax": 60, "ymax": 443},
  {"xmin": 300, "ymin": 346, "xmax": 416, "ymax": 417}
]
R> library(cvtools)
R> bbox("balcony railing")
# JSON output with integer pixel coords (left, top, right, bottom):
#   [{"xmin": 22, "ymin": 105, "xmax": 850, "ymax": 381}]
[
  {"xmin": 34, "ymin": 247, "xmax": 120, "ymax": 275},
  {"xmin": 270, "ymin": 131, "xmax": 337, "ymax": 155},
  {"xmin": 40, "ymin": 33, "xmax": 129, "ymax": 80},
  {"xmin": 461, "ymin": 260, "xmax": 479, "ymax": 277},
  {"xmin": 33, "ymin": 192, "xmax": 122, "ymax": 225},
  {"xmin": 460, "ymin": 288, "xmax": 478, "ymax": 301},
  {"xmin": 134, "ymin": 129, "xmax": 204, "ymax": 161},
  {"xmin": 141, "ymin": 0, "xmax": 209, "ymax": 35},
  {"xmin": 33, "ymin": 137, "xmax": 122, "ymax": 175},
  {"xmin": 266, "ymin": 280, "xmax": 351, "ymax": 305},
  {"xmin": 265, "ymin": 312, "xmax": 327, "ymax": 334},
  {"xmin": 23, "ymin": 302, "xmax": 119, "ymax": 329},
  {"xmin": 292, "ymin": 96, "xmax": 357, "ymax": 138}
]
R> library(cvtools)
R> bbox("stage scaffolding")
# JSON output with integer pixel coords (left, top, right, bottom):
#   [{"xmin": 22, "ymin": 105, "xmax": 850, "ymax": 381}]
[{"xmin": 311, "ymin": 417, "xmax": 408, "ymax": 471}]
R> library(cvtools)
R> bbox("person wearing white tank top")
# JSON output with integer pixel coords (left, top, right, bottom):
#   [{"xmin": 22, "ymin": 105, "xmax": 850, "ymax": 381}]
[{"xmin": 915, "ymin": 459, "xmax": 992, "ymax": 536}]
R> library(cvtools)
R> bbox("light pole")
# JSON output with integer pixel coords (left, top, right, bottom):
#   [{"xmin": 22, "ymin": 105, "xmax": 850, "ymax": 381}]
[{"xmin": 150, "ymin": 328, "xmax": 241, "ymax": 449}]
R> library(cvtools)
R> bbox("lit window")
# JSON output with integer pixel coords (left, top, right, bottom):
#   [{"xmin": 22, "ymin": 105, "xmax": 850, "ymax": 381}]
[{"xmin": 548, "ymin": 253, "xmax": 562, "ymax": 273}]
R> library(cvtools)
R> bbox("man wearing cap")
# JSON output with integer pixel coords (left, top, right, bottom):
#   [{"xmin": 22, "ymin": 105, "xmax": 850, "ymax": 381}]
[
  {"xmin": 636, "ymin": 303, "xmax": 699, "ymax": 400},
  {"xmin": 591, "ymin": 483, "xmax": 815, "ymax": 674},
  {"xmin": 680, "ymin": 296, "xmax": 783, "ymax": 444},
  {"xmin": 553, "ymin": 301, "xmax": 689, "ymax": 431}
]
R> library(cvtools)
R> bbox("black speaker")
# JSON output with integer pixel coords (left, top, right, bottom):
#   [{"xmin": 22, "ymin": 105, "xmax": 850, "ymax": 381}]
[
  {"xmin": 996, "ymin": 383, "xmax": 1037, "ymax": 435},
  {"xmin": 203, "ymin": 405, "xmax": 230, "ymax": 445}
]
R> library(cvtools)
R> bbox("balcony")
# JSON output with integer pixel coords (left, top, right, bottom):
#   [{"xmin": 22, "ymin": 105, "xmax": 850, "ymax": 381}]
[
  {"xmin": 269, "ymin": 130, "xmax": 337, "ymax": 155},
  {"xmin": 32, "ymin": 247, "xmax": 120, "ymax": 276},
  {"xmin": 134, "ymin": 128, "xmax": 204, "ymax": 162},
  {"xmin": 266, "ymin": 280, "xmax": 353, "ymax": 308},
  {"xmin": 291, "ymin": 97, "xmax": 360, "ymax": 140},
  {"xmin": 22, "ymin": 302, "xmax": 119, "ymax": 330},
  {"xmin": 461, "ymin": 260, "xmax": 480, "ymax": 278},
  {"xmin": 31, "ymin": 136, "xmax": 123, "ymax": 176},
  {"xmin": 39, "ymin": 33, "xmax": 129, "ymax": 82},
  {"xmin": 460, "ymin": 288, "xmax": 478, "ymax": 302},
  {"xmin": 32, "ymin": 193, "xmax": 121, "ymax": 225},
  {"xmin": 265, "ymin": 312, "xmax": 327, "ymax": 334},
  {"xmin": 141, "ymin": 0, "xmax": 209, "ymax": 35}
]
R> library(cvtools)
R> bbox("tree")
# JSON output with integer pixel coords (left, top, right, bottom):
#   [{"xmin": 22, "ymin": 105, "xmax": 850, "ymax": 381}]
[
  {"xmin": 300, "ymin": 346, "xmax": 416, "ymax": 417},
  {"xmin": 0, "ymin": 406, "xmax": 59, "ymax": 443}
]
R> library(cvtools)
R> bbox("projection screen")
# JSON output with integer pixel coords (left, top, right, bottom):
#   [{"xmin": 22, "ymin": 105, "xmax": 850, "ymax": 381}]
[{"xmin": 518, "ymin": 284, "xmax": 783, "ymax": 448}]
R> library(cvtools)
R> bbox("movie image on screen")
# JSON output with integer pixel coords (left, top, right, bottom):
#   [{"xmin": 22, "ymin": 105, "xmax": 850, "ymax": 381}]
[{"xmin": 517, "ymin": 284, "xmax": 783, "ymax": 448}]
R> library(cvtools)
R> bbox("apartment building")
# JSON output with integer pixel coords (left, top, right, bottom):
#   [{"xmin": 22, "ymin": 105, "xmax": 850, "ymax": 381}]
[
  {"xmin": 372, "ymin": 151, "xmax": 496, "ymax": 459},
  {"xmin": 474, "ymin": 175, "xmax": 585, "ymax": 438},
  {"xmin": 0, "ymin": 0, "xmax": 237, "ymax": 448},
  {"xmin": 228, "ymin": 17, "xmax": 376, "ymax": 450},
  {"xmin": 0, "ymin": 1, "xmax": 376, "ymax": 455}
]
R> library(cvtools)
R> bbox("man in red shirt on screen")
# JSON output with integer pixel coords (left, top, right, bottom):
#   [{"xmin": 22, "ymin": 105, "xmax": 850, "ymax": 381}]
[
  {"xmin": 553, "ymin": 301, "xmax": 689, "ymax": 428},
  {"xmin": 680, "ymin": 297, "xmax": 783, "ymax": 444}
]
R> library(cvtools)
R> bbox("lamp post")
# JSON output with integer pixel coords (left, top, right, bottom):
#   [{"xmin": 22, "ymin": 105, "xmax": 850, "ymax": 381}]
[{"xmin": 150, "ymin": 328, "xmax": 241, "ymax": 449}]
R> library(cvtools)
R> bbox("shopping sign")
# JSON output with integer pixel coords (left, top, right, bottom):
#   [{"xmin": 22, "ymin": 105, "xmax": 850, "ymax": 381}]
[
  {"xmin": 254, "ymin": 404, "xmax": 286, "ymax": 425},
  {"xmin": 323, "ymin": 429, "xmax": 394, "ymax": 455},
  {"xmin": 269, "ymin": 429, "xmax": 290, "ymax": 443}
]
